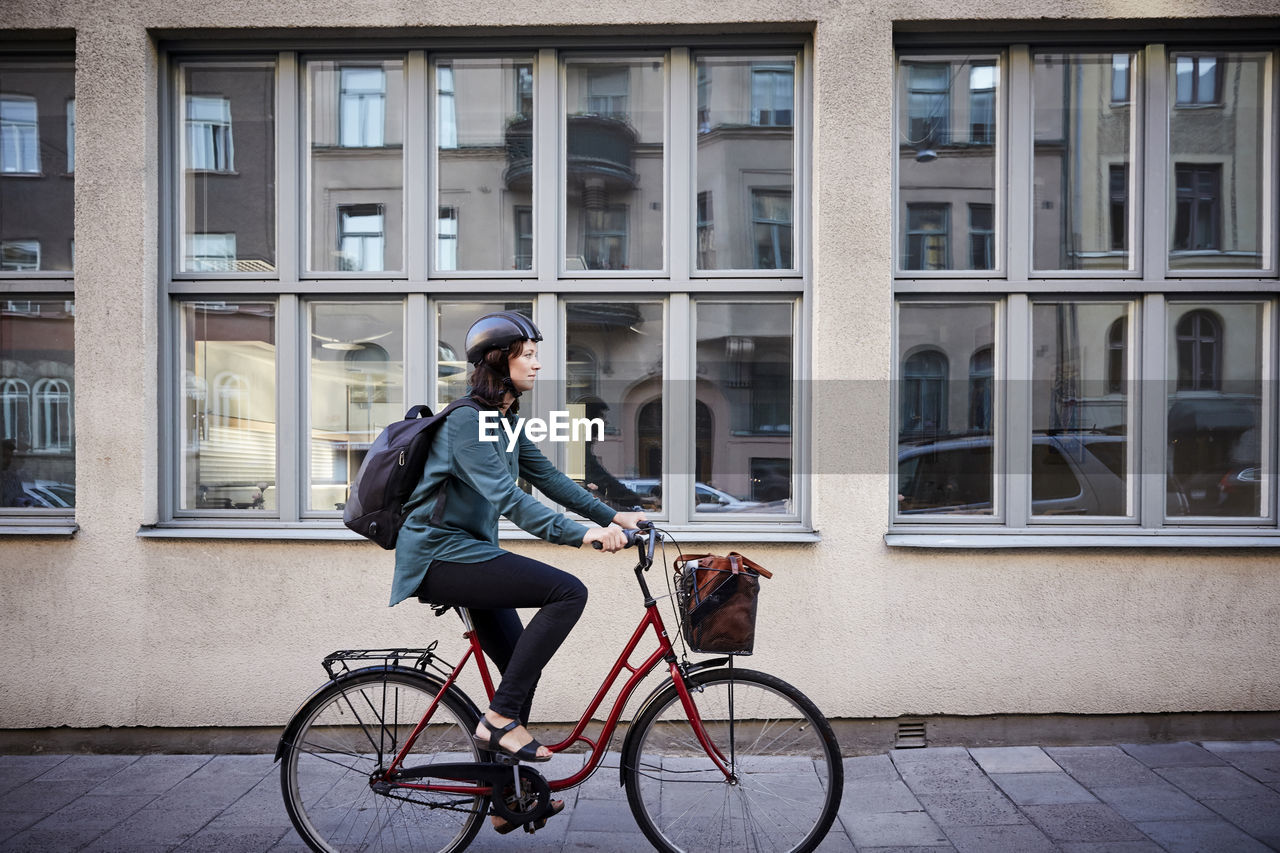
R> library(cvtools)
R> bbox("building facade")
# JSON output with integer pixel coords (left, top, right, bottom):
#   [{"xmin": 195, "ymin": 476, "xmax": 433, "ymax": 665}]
[{"xmin": 1, "ymin": 1, "xmax": 1278, "ymax": 742}]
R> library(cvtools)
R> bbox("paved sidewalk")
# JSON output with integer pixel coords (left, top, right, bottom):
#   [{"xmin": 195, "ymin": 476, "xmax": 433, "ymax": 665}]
[{"xmin": 1, "ymin": 741, "xmax": 1278, "ymax": 851}]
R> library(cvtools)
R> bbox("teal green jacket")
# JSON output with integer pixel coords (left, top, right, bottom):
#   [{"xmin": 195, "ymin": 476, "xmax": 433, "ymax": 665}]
[{"xmin": 390, "ymin": 401, "xmax": 619, "ymax": 606}]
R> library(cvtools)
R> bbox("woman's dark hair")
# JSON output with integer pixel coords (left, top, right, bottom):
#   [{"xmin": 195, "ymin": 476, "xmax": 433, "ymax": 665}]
[{"xmin": 468, "ymin": 338, "xmax": 527, "ymax": 413}]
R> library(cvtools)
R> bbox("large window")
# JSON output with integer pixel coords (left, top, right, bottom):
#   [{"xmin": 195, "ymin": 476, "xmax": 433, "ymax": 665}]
[
  {"xmin": 162, "ymin": 44, "xmax": 808, "ymax": 531},
  {"xmin": 894, "ymin": 41, "xmax": 1277, "ymax": 538},
  {"xmin": 0, "ymin": 58, "xmax": 75, "ymax": 523}
]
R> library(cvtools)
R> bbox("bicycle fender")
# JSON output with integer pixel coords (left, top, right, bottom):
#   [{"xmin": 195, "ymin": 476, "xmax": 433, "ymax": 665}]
[
  {"xmin": 274, "ymin": 664, "xmax": 483, "ymax": 763},
  {"xmin": 617, "ymin": 657, "xmax": 729, "ymax": 786}
]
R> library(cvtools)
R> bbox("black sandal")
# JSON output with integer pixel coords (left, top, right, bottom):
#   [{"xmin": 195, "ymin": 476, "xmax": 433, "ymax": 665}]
[{"xmin": 472, "ymin": 716, "xmax": 552, "ymax": 763}]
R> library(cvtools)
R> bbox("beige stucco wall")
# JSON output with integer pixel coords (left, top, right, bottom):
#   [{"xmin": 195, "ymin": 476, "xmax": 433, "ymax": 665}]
[{"xmin": 2, "ymin": 0, "xmax": 1279, "ymax": 731}]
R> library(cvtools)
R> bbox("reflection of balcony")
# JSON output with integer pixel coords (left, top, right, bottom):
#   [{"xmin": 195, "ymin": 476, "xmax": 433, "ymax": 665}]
[{"xmin": 503, "ymin": 114, "xmax": 638, "ymax": 192}]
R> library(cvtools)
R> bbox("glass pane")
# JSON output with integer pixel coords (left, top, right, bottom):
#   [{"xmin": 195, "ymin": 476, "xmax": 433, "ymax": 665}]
[
  {"xmin": 179, "ymin": 302, "xmax": 276, "ymax": 511},
  {"xmin": 1168, "ymin": 51, "xmax": 1270, "ymax": 270},
  {"xmin": 1166, "ymin": 302, "xmax": 1265, "ymax": 518},
  {"xmin": 565, "ymin": 58, "xmax": 664, "ymax": 272},
  {"xmin": 180, "ymin": 63, "xmax": 275, "ymax": 273},
  {"xmin": 1, "ymin": 299, "xmax": 75, "ymax": 509},
  {"xmin": 1033, "ymin": 53, "xmax": 1136, "ymax": 271},
  {"xmin": 897, "ymin": 55, "xmax": 999, "ymax": 271},
  {"xmin": 435, "ymin": 301, "xmax": 533, "ymax": 407},
  {"xmin": 436, "ymin": 58, "xmax": 534, "ymax": 272},
  {"xmin": 0, "ymin": 62, "xmax": 75, "ymax": 271},
  {"xmin": 308, "ymin": 59, "xmax": 404, "ymax": 272},
  {"xmin": 896, "ymin": 303, "xmax": 996, "ymax": 515},
  {"xmin": 564, "ymin": 302, "xmax": 663, "ymax": 513},
  {"xmin": 695, "ymin": 55, "xmax": 796, "ymax": 271},
  {"xmin": 694, "ymin": 302, "xmax": 793, "ymax": 514},
  {"xmin": 1031, "ymin": 302, "xmax": 1132, "ymax": 517},
  {"xmin": 309, "ymin": 302, "xmax": 404, "ymax": 512}
]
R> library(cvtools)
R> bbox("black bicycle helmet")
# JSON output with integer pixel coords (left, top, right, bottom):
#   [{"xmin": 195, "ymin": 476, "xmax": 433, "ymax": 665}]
[{"xmin": 465, "ymin": 311, "xmax": 543, "ymax": 365}]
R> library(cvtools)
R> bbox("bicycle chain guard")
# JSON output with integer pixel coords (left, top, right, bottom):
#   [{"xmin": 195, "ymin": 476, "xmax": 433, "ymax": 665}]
[{"xmin": 388, "ymin": 761, "xmax": 551, "ymax": 825}]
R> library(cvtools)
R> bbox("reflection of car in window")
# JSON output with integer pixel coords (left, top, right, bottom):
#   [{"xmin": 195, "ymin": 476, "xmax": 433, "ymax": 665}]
[
  {"xmin": 19, "ymin": 480, "xmax": 76, "ymax": 508},
  {"xmin": 618, "ymin": 478, "xmax": 787, "ymax": 513},
  {"xmin": 897, "ymin": 434, "xmax": 1192, "ymax": 517}
]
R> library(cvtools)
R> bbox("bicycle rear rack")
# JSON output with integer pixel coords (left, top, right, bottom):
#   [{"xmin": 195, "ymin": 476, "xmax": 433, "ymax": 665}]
[{"xmin": 322, "ymin": 642, "xmax": 455, "ymax": 681}]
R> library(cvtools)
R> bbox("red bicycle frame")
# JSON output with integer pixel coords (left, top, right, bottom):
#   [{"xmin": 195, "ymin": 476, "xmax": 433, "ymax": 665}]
[{"xmin": 385, "ymin": 588, "xmax": 732, "ymax": 796}]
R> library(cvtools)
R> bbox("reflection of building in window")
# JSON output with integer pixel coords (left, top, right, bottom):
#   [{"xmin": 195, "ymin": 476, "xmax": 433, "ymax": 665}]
[
  {"xmin": 751, "ymin": 189, "xmax": 792, "ymax": 269},
  {"xmin": 0, "ymin": 95, "xmax": 41, "ymax": 173},
  {"xmin": 337, "ymin": 204, "xmax": 385, "ymax": 271},
  {"xmin": 696, "ymin": 64, "xmax": 710, "ymax": 132},
  {"xmin": 1175, "ymin": 310, "xmax": 1221, "ymax": 391},
  {"xmin": 750, "ymin": 65, "xmax": 793, "ymax": 126},
  {"xmin": 902, "ymin": 349, "xmax": 948, "ymax": 437},
  {"xmin": 1, "ymin": 378, "xmax": 32, "ymax": 446},
  {"xmin": 750, "ymin": 457, "xmax": 790, "ymax": 502},
  {"xmin": 586, "ymin": 66, "xmax": 628, "ymax": 118},
  {"xmin": 968, "ymin": 346, "xmax": 992, "ymax": 430},
  {"xmin": 186, "ymin": 95, "xmax": 234, "ymax": 171},
  {"xmin": 1106, "ymin": 317, "xmax": 1126, "ymax": 394},
  {"xmin": 566, "ymin": 345, "xmax": 598, "ymax": 400},
  {"xmin": 968, "ymin": 64, "xmax": 996, "ymax": 144},
  {"xmin": 1173, "ymin": 164, "xmax": 1221, "ymax": 251},
  {"xmin": 904, "ymin": 203, "xmax": 948, "ymax": 270},
  {"xmin": 513, "ymin": 206, "xmax": 532, "ymax": 270},
  {"xmin": 340, "ymin": 67, "xmax": 387, "ymax": 148},
  {"xmin": 213, "ymin": 371, "xmax": 248, "ymax": 429},
  {"xmin": 184, "ymin": 372, "xmax": 208, "ymax": 448},
  {"xmin": 66, "ymin": 99, "xmax": 74, "ymax": 172},
  {"xmin": 583, "ymin": 206, "xmax": 627, "ymax": 270},
  {"xmin": 1109, "ymin": 164, "xmax": 1128, "ymax": 251},
  {"xmin": 696, "ymin": 192, "xmax": 714, "ymax": 268},
  {"xmin": 437, "ymin": 206, "xmax": 458, "ymax": 271},
  {"xmin": 1, "ymin": 240, "xmax": 40, "ymax": 271},
  {"xmin": 967, "ymin": 203, "xmax": 993, "ymax": 269},
  {"xmin": 184, "ymin": 233, "xmax": 236, "ymax": 272},
  {"xmin": 749, "ymin": 354, "xmax": 791, "ymax": 433},
  {"xmin": 1174, "ymin": 54, "xmax": 1221, "ymax": 106},
  {"xmin": 1110, "ymin": 54, "xmax": 1131, "ymax": 103},
  {"xmin": 436, "ymin": 65, "xmax": 456, "ymax": 149},
  {"xmin": 637, "ymin": 399, "xmax": 663, "ymax": 478},
  {"xmin": 514, "ymin": 65, "xmax": 533, "ymax": 119},
  {"xmin": 33, "ymin": 378, "xmax": 72, "ymax": 451},
  {"xmin": 906, "ymin": 63, "xmax": 950, "ymax": 146}
]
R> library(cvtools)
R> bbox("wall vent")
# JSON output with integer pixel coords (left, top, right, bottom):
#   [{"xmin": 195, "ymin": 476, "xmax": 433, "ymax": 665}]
[{"xmin": 895, "ymin": 719, "xmax": 927, "ymax": 749}]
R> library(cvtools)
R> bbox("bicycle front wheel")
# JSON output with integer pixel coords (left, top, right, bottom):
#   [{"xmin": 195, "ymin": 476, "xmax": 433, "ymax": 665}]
[
  {"xmin": 279, "ymin": 668, "xmax": 486, "ymax": 853},
  {"xmin": 623, "ymin": 667, "xmax": 843, "ymax": 853}
]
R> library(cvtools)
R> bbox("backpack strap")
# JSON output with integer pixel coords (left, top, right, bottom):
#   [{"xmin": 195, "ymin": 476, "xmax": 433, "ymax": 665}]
[{"xmin": 428, "ymin": 396, "xmax": 487, "ymax": 526}]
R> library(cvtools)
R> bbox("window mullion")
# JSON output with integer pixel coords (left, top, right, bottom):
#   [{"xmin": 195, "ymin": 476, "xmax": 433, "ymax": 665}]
[
  {"xmin": 1139, "ymin": 293, "xmax": 1166, "ymax": 528},
  {"xmin": 669, "ymin": 47, "xmax": 692, "ymax": 282},
  {"xmin": 406, "ymin": 50, "xmax": 428, "ymax": 282},
  {"xmin": 535, "ymin": 292, "xmax": 563, "ymax": 497},
  {"xmin": 666, "ymin": 293, "xmax": 692, "ymax": 523},
  {"xmin": 407, "ymin": 293, "xmax": 428, "ymax": 409},
  {"xmin": 1005, "ymin": 45, "xmax": 1032, "ymax": 283},
  {"xmin": 278, "ymin": 52, "xmax": 299, "ymax": 284},
  {"xmin": 278, "ymin": 292, "xmax": 300, "ymax": 521},
  {"xmin": 535, "ymin": 48, "xmax": 558, "ymax": 284},
  {"xmin": 1142, "ymin": 44, "xmax": 1168, "ymax": 280},
  {"xmin": 1004, "ymin": 293, "xmax": 1030, "ymax": 527}
]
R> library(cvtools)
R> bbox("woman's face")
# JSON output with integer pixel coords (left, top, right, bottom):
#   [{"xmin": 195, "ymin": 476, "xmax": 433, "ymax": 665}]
[{"xmin": 507, "ymin": 340, "xmax": 541, "ymax": 394}]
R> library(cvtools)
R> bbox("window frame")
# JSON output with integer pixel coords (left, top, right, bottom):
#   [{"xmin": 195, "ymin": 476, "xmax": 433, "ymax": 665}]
[
  {"xmin": 891, "ymin": 37, "xmax": 1280, "ymax": 544},
  {"xmin": 153, "ymin": 38, "xmax": 814, "ymax": 539}
]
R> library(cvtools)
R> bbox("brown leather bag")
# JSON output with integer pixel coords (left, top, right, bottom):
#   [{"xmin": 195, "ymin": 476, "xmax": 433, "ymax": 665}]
[{"xmin": 674, "ymin": 552, "xmax": 773, "ymax": 655}]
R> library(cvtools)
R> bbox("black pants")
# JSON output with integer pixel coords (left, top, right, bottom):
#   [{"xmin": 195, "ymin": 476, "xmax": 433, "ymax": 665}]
[{"xmin": 416, "ymin": 552, "xmax": 587, "ymax": 722}]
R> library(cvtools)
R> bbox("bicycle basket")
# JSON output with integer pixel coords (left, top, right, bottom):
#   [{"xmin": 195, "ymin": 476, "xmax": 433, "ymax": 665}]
[{"xmin": 674, "ymin": 552, "xmax": 771, "ymax": 655}]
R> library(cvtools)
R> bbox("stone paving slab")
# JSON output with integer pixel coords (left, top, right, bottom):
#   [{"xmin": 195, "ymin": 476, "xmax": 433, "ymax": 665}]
[{"xmin": 3, "ymin": 741, "xmax": 1280, "ymax": 851}]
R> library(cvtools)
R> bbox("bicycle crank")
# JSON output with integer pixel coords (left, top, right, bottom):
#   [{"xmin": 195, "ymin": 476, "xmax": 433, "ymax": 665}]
[{"xmin": 387, "ymin": 761, "xmax": 552, "ymax": 825}]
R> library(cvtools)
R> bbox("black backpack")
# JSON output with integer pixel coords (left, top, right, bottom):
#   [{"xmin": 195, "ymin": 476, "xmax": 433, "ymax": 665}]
[{"xmin": 343, "ymin": 397, "xmax": 484, "ymax": 549}]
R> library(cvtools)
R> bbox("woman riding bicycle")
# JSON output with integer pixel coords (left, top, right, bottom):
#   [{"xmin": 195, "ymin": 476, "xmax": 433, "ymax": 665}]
[{"xmin": 390, "ymin": 310, "xmax": 646, "ymax": 831}]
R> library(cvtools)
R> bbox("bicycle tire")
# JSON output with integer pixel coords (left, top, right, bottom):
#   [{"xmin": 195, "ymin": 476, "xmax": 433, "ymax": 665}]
[
  {"xmin": 622, "ymin": 667, "xmax": 843, "ymax": 853},
  {"xmin": 279, "ymin": 667, "xmax": 487, "ymax": 853}
]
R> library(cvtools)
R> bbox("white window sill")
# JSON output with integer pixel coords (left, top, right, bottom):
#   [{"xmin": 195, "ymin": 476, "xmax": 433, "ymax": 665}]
[
  {"xmin": 137, "ymin": 522, "xmax": 821, "ymax": 544},
  {"xmin": 886, "ymin": 532, "xmax": 1280, "ymax": 548},
  {"xmin": 0, "ymin": 520, "xmax": 78, "ymax": 537}
]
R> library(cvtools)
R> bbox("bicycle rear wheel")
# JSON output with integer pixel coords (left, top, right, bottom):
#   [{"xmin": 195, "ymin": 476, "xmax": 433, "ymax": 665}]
[
  {"xmin": 622, "ymin": 667, "xmax": 843, "ymax": 853},
  {"xmin": 279, "ymin": 668, "xmax": 486, "ymax": 853}
]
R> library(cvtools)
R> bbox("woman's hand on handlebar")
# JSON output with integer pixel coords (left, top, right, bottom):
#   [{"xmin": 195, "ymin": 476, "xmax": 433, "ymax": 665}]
[
  {"xmin": 584, "ymin": 525, "xmax": 629, "ymax": 553},
  {"xmin": 612, "ymin": 510, "xmax": 648, "ymax": 530}
]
